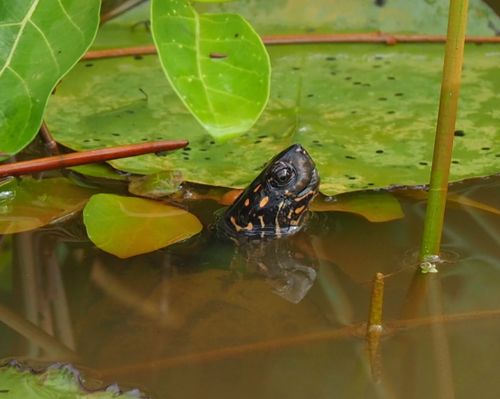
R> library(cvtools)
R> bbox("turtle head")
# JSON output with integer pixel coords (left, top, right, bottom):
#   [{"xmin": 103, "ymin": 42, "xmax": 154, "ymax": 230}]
[{"xmin": 220, "ymin": 144, "xmax": 320, "ymax": 239}]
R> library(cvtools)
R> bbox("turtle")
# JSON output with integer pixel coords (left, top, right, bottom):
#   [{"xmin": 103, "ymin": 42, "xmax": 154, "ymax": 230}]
[{"xmin": 213, "ymin": 143, "xmax": 321, "ymax": 303}]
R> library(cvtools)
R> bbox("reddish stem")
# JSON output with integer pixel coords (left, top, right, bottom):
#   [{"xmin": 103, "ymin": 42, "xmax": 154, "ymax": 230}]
[
  {"xmin": 83, "ymin": 33, "xmax": 500, "ymax": 60},
  {"xmin": 0, "ymin": 140, "xmax": 188, "ymax": 178}
]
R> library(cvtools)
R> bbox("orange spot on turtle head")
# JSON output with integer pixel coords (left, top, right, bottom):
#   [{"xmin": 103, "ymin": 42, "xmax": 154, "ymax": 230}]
[
  {"xmin": 244, "ymin": 198, "xmax": 250, "ymax": 207},
  {"xmin": 253, "ymin": 184, "xmax": 262, "ymax": 193},
  {"xmin": 259, "ymin": 196, "xmax": 269, "ymax": 208}
]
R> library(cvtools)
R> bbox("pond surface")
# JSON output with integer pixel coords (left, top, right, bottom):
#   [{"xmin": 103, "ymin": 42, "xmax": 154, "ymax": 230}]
[{"xmin": 0, "ymin": 176, "xmax": 499, "ymax": 399}]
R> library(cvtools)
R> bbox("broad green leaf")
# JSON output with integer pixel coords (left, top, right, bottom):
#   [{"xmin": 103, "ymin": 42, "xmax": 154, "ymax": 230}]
[
  {"xmin": 0, "ymin": 0, "xmax": 100, "ymax": 158},
  {"xmin": 83, "ymin": 193, "xmax": 202, "ymax": 258},
  {"xmin": 46, "ymin": 44, "xmax": 500, "ymax": 196},
  {"xmin": 150, "ymin": 0, "xmax": 270, "ymax": 138},
  {"xmin": 0, "ymin": 362, "xmax": 144, "ymax": 398},
  {"xmin": 311, "ymin": 192, "xmax": 404, "ymax": 222},
  {"xmin": 197, "ymin": 0, "xmax": 499, "ymax": 35},
  {"xmin": 0, "ymin": 177, "xmax": 97, "ymax": 234}
]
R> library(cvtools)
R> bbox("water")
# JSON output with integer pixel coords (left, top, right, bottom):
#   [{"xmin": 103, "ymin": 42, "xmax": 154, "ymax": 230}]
[{"xmin": 0, "ymin": 176, "xmax": 499, "ymax": 398}]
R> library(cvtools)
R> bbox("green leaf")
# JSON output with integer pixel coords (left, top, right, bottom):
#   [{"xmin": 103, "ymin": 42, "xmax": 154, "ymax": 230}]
[
  {"xmin": 0, "ymin": 362, "xmax": 144, "ymax": 398},
  {"xmin": 0, "ymin": 0, "xmax": 100, "ymax": 158},
  {"xmin": 46, "ymin": 44, "xmax": 500, "ymax": 196},
  {"xmin": 0, "ymin": 177, "xmax": 97, "ymax": 234},
  {"xmin": 311, "ymin": 192, "xmax": 404, "ymax": 222},
  {"xmin": 70, "ymin": 164, "xmax": 129, "ymax": 181},
  {"xmin": 150, "ymin": 0, "xmax": 270, "ymax": 138},
  {"xmin": 83, "ymin": 193, "xmax": 203, "ymax": 258}
]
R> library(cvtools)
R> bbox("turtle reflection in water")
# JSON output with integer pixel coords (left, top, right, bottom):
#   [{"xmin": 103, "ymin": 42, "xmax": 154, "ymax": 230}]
[{"xmin": 216, "ymin": 144, "xmax": 320, "ymax": 303}]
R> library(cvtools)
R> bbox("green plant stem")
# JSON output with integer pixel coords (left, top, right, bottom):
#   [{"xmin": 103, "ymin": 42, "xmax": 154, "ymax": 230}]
[{"xmin": 419, "ymin": 0, "xmax": 468, "ymax": 262}]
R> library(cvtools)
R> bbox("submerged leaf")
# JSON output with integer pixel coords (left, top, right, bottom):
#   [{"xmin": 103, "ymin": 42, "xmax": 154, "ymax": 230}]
[
  {"xmin": 0, "ymin": 0, "xmax": 100, "ymax": 158},
  {"xmin": 46, "ymin": 44, "xmax": 500, "ymax": 195},
  {"xmin": 129, "ymin": 170, "xmax": 183, "ymax": 198},
  {"xmin": 83, "ymin": 193, "xmax": 202, "ymax": 258},
  {"xmin": 0, "ymin": 362, "xmax": 145, "ymax": 398},
  {"xmin": 151, "ymin": 0, "xmax": 270, "ymax": 137},
  {"xmin": 0, "ymin": 177, "xmax": 96, "ymax": 234}
]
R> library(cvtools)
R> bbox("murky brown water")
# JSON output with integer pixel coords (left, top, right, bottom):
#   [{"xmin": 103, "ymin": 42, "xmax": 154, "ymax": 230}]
[{"xmin": 0, "ymin": 176, "xmax": 499, "ymax": 398}]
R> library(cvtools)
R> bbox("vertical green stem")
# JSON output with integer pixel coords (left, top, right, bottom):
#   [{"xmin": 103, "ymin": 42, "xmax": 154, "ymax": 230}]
[{"xmin": 419, "ymin": 0, "xmax": 468, "ymax": 263}]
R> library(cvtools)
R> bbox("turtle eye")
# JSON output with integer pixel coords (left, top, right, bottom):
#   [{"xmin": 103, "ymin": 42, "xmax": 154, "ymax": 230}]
[{"xmin": 269, "ymin": 163, "xmax": 296, "ymax": 187}]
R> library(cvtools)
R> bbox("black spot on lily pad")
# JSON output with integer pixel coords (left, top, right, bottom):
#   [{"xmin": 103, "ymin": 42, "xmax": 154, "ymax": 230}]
[
  {"xmin": 419, "ymin": 161, "xmax": 428, "ymax": 166},
  {"xmin": 234, "ymin": 33, "xmax": 239, "ymax": 38},
  {"xmin": 454, "ymin": 130, "xmax": 465, "ymax": 137},
  {"xmin": 387, "ymin": 76, "xmax": 396, "ymax": 80},
  {"xmin": 326, "ymin": 56, "xmax": 336, "ymax": 61},
  {"xmin": 205, "ymin": 157, "xmax": 211, "ymax": 161},
  {"xmin": 452, "ymin": 160, "xmax": 460, "ymax": 164},
  {"xmin": 481, "ymin": 147, "xmax": 491, "ymax": 151},
  {"xmin": 292, "ymin": 67, "xmax": 300, "ymax": 71},
  {"xmin": 395, "ymin": 93, "xmax": 404, "ymax": 96},
  {"xmin": 112, "ymin": 133, "xmax": 120, "ymax": 136},
  {"xmin": 85, "ymin": 63, "xmax": 93, "ymax": 67},
  {"xmin": 387, "ymin": 110, "xmax": 395, "ymax": 114},
  {"xmin": 258, "ymin": 135, "xmax": 267, "ymax": 139},
  {"xmin": 345, "ymin": 76, "xmax": 352, "ymax": 80},
  {"xmin": 307, "ymin": 94, "xmax": 314, "ymax": 97},
  {"xmin": 345, "ymin": 155, "xmax": 356, "ymax": 160},
  {"xmin": 367, "ymin": 183, "xmax": 375, "ymax": 186},
  {"xmin": 254, "ymin": 140, "xmax": 262, "ymax": 144},
  {"xmin": 376, "ymin": 150, "xmax": 384, "ymax": 154},
  {"xmin": 209, "ymin": 140, "xmax": 215, "ymax": 145},
  {"xmin": 378, "ymin": 97, "xmax": 387, "ymax": 101},
  {"xmin": 134, "ymin": 55, "xmax": 143, "ymax": 60}
]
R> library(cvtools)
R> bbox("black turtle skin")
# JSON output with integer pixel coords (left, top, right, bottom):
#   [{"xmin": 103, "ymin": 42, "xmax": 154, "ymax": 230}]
[{"xmin": 219, "ymin": 144, "xmax": 320, "ymax": 240}]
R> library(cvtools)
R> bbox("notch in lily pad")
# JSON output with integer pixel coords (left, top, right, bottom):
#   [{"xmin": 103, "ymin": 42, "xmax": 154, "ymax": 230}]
[{"xmin": 151, "ymin": 0, "xmax": 271, "ymax": 138}]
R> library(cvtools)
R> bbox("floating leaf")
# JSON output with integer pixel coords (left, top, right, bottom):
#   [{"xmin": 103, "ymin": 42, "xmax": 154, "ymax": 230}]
[
  {"xmin": 0, "ymin": 0, "xmax": 100, "ymax": 158},
  {"xmin": 83, "ymin": 193, "xmax": 203, "ymax": 258},
  {"xmin": 0, "ymin": 177, "xmax": 96, "ymax": 234},
  {"xmin": 46, "ymin": 44, "xmax": 500, "ymax": 195},
  {"xmin": 311, "ymin": 192, "xmax": 404, "ymax": 222},
  {"xmin": 150, "ymin": 0, "xmax": 270, "ymax": 137},
  {"xmin": 197, "ymin": 0, "xmax": 499, "ymax": 35},
  {"xmin": 0, "ymin": 362, "xmax": 145, "ymax": 398}
]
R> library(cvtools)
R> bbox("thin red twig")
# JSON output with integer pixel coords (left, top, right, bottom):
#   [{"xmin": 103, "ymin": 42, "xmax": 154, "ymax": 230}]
[
  {"xmin": 0, "ymin": 140, "xmax": 188, "ymax": 178},
  {"xmin": 83, "ymin": 33, "xmax": 500, "ymax": 60}
]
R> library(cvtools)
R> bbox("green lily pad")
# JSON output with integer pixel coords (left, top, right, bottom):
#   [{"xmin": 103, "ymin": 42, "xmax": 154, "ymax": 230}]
[
  {"xmin": 92, "ymin": 0, "xmax": 498, "ymax": 51},
  {"xmin": 83, "ymin": 193, "xmax": 203, "ymax": 258},
  {"xmin": 0, "ymin": 361, "xmax": 145, "ymax": 398},
  {"xmin": 70, "ymin": 164, "xmax": 129, "ymax": 181},
  {"xmin": 46, "ymin": 44, "xmax": 500, "ymax": 196},
  {"xmin": 311, "ymin": 192, "xmax": 404, "ymax": 222},
  {"xmin": 0, "ymin": 0, "xmax": 100, "ymax": 158},
  {"xmin": 0, "ymin": 177, "xmax": 97, "ymax": 234},
  {"xmin": 151, "ymin": 0, "xmax": 270, "ymax": 138},
  {"xmin": 197, "ymin": 0, "xmax": 499, "ymax": 35}
]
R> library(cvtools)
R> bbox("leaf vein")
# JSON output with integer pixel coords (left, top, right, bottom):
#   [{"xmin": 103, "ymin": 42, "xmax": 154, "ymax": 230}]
[{"xmin": 0, "ymin": 0, "xmax": 39, "ymax": 77}]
